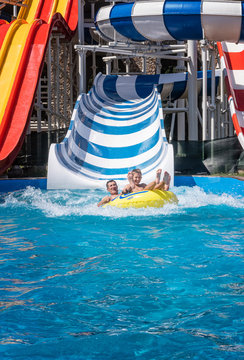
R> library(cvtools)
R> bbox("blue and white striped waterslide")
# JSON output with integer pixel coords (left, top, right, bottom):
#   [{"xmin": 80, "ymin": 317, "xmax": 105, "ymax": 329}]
[
  {"xmin": 95, "ymin": 0, "xmax": 244, "ymax": 43},
  {"xmin": 47, "ymin": 71, "xmax": 219, "ymax": 189},
  {"xmin": 47, "ymin": 73, "xmax": 174, "ymax": 189},
  {"xmin": 94, "ymin": 0, "xmax": 244, "ymax": 150}
]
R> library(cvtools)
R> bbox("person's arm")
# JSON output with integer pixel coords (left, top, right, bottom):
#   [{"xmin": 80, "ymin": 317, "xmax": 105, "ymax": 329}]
[
  {"xmin": 122, "ymin": 171, "xmax": 136, "ymax": 193},
  {"xmin": 144, "ymin": 181, "xmax": 156, "ymax": 190},
  {"xmin": 97, "ymin": 195, "xmax": 111, "ymax": 207},
  {"xmin": 122, "ymin": 184, "xmax": 132, "ymax": 194},
  {"xmin": 127, "ymin": 171, "xmax": 134, "ymax": 187}
]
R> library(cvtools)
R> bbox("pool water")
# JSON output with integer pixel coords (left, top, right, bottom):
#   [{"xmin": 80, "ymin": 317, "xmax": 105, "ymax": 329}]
[{"xmin": 0, "ymin": 185, "xmax": 243, "ymax": 359}]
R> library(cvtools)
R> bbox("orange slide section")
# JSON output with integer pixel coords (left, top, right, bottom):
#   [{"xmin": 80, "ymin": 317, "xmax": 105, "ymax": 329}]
[{"xmin": 0, "ymin": 0, "xmax": 78, "ymax": 174}]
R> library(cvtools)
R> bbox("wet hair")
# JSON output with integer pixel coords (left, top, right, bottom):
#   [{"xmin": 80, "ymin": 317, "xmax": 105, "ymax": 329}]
[
  {"xmin": 132, "ymin": 169, "xmax": 142, "ymax": 176},
  {"xmin": 106, "ymin": 179, "xmax": 116, "ymax": 189}
]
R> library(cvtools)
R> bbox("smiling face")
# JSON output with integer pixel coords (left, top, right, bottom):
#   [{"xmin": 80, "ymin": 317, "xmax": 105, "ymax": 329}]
[
  {"xmin": 132, "ymin": 172, "xmax": 142, "ymax": 185},
  {"xmin": 106, "ymin": 180, "xmax": 118, "ymax": 195}
]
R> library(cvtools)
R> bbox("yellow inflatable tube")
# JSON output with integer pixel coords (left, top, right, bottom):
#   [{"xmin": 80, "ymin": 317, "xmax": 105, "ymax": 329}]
[{"xmin": 103, "ymin": 189, "xmax": 178, "ymax": 209}]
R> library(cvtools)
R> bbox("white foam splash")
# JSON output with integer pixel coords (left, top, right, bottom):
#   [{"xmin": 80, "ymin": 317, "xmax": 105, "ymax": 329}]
[
  {"xmin": 176, "ymin": 186, "xmax": 244, "ymax": 209},
  {"xmin": 0, "ymin": 185, "xmax": 243, "ymax": 218}
]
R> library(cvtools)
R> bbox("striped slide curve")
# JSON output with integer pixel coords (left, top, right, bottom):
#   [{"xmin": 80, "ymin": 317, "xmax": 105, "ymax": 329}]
[
  {"xmin": 47, "ymin": 73, "xmax": 174, "ymax": 189},
  {"xmin": 218, "ymin": 42, "xmax": 244, "ymax": 149},
  {"xmin": 95, "ymin": 0, "xmax": 244, "ymax": 43},
  {"xmin": 118, "ymin": 71, "xmax": 220, "ymax": 102}
]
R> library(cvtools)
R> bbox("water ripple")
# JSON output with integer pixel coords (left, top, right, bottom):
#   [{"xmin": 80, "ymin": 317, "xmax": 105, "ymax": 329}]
[{"xmin": 0, "ymin": 186, "xmax": 243, "ymax": 359}]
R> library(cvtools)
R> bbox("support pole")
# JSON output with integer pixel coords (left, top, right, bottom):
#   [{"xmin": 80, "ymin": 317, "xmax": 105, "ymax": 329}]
[
  {"xmin": 92, "ymin": 51, "xmax": 96, "ymax": 81},
  {"xmin": 91, "ymin": 2, "xmax": 95, "ymax": 20},
  {"xmin": 37, "ymin": 81, "xmax": 42, "ymax": 133},
  {"xmin": 55, "ymin": 36, "xmax": 60, "ymax": 135},
  {"xmin": 229, "ymin": 109, "xmax": 234, "ymax": 136},
  {"xmin": 169, "ymin": 101, "xmax": 177, "ymax": 142},
  {"xmin": 201, "ymin": 40, "xmax": 208, "ymax": 141},
  {"xmin": 13, "ymin": 5, "xmax": 17, "ymax": 18},
  {"xmin": 78, "ymin": 0, "xmax": 86, "ymax": 93},
  {"xmin": 125, "ymin": 58, "xmax": 130, "ymax": 74},
  {"xmin": 69, "ymin": 43, "xmax": 73, "ymax": 111},
  {"xmin": 64, "ymin": 44, "xmax": 68, "ymax": 123},
  {"xmin": 156, "ymin": 57, "xmax": 162, "ymax": 74},
  {"xmin": 47, "ymin": 39, "xmax": 52, "ymax": 148},
  {"xmin": 229, "ymin": 110, "xmax": 234, "ymax": 136},
  {"xmin": 220, "ymin": 68, "xmax": 227, "ymax": 138},
  {"xmin": 216, "ymin": 101, "xmax": 220, "ymax": 139},
  {"xmin": 113, "ymin": 58, "xmax": 119, "ymax": 73},
  {"xmin": 224, "ymin": 94, "xmax": 228, "ymax": 137},
  {"xmin": 105, "ymin": 59, "xmax": 112, "ymax": 75},
  {"xmin": 187, "ymin": 40, "xmax": 198, "ymax": 140},
  {"xmin": 176, "ymin": 41, "xmax": 186, "ymax": 141},
  {"xmin": 142, "ymin": 57, "xmax": 146, "ymax": 74},
  {"xmin": 210, "ymin": 49, "xmax": 216, "ymax": 140}
]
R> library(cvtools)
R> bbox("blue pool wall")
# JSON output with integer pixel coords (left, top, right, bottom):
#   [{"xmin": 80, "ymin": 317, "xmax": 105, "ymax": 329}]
[
  {"xmin": 0, "ymin": 178, "xmax": 47, "ymax": 193},
  {"xmin": 0, "ymin": 176, "xmax": 243, "ymax": 196},
  {"xmin": 174, "ymin": 176, "xmax": 243, "ymax": 196}
]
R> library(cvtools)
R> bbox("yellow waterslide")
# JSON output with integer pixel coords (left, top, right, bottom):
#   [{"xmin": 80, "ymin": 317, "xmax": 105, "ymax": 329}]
[
  {"xmin": 18, "ymin": 0, "xmax": 70, "ymax": 23},
  {"xmin": 18, "ymin": 0, "xmax": 40, "ymax": 22},
  {"xmin": 0, "ymin": 0, "xmax": 70, "ymax": 128},
  {"xmin": 0, "ymin": 0, "xmax": 78, "ymax": 173},
  {"xmin": 0, "ymin": 0, "xmax": 76, "ymax": 126},
  {"xmin": 0, "ymin": 20, "xmax": 33, "ymax": 126}
]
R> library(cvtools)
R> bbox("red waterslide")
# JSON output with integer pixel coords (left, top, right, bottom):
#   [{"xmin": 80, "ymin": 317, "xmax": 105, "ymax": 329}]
[
  {"xmin": 0, "ymin": 0, "xmax": 78, "ymax": 174},
  {"xmin": 217, "ymin": 42, "xmax": 244, "ymax": 149}
]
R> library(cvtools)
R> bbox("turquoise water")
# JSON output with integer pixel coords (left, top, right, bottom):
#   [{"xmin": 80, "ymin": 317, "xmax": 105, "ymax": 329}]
[{"xmin": 0, "ymin": 185, "xmax": 243, "ymax": 359}]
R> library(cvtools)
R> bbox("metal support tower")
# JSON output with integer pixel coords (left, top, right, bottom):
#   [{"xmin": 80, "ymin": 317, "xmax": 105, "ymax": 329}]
[{"xmin": 187, "ymin": 40, "xmax": 198, "ymax": 141}]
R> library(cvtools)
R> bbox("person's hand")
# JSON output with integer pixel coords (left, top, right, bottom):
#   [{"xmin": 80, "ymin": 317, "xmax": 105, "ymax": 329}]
[
  {"xmin": 127, "ymin": 171, "xmax": 133, "ymax": 181},
  {"xmin": 127, "ymin": 171, "xmax": 134, "ymax": 186}
]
